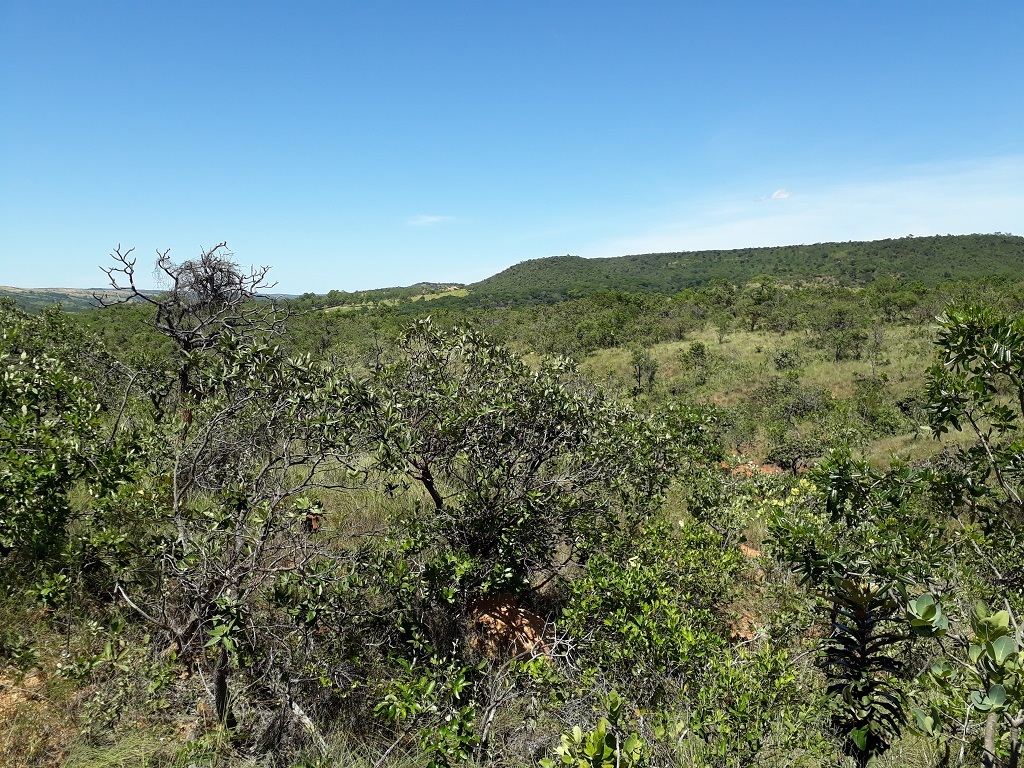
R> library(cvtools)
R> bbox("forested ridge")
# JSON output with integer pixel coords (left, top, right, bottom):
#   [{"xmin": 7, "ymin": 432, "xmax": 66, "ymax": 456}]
[
  {"xmin": 3, "ymin": 241, "xmax": 1024, "ymax": 768},
  {"xmin": 5, "ymin": 233, "xmax": 1023, "ymax": 315},
  {"xmin": 268, "ymin": 234, "xmax": 1024, "ymax": 313},
  {"xmin": 465, "ymin": 233, "xmax": 1024, "ymax": 307}
]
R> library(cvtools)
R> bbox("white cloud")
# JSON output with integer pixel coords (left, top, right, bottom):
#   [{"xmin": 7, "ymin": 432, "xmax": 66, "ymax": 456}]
[
  {"xmin": 590, "ymin": 156, "xmax": 1024, "ymax": 256},
  {"xmin": 406, "ymin": 214, "xmax": 456, "ymax": 226},
  {"xmin": 754, "ymin": 188, "xmax": 791, "ymax": 202}
]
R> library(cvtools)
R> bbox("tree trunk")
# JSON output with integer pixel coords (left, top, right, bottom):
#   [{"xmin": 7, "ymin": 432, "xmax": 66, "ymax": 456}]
[
  {"xmin": 1009, "ymin": 713, "xmax": 1022, "ymax": 768},
  {"xmin": 214, "ymin": 646, "xmax": 237, "ymax": 729},
  {"xmin": 982, "ymin": 711, "xmax": 998, "ymax": 768}
]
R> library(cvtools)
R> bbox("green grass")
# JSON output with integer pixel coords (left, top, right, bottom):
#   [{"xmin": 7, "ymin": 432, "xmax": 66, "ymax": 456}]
[{"xmin": 412, "ymin": 287, "xmax": 469, "ymax": 301}]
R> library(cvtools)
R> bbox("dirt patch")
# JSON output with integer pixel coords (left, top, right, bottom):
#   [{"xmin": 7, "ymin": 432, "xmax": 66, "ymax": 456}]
[
  {"xmin": 468, "ymin": 593, "xmax": 549, "ymax": 659},
  {"xmin": 722, "ymin": 461, "xmax": 784, "ymax": 478},
  {"xmin": 0, "ymin": 672, "xmax": 72, "ymax": 768},
  {"xmin": 728, "ymin": 608, "xmax": 760, "ymax": 643},
  {"xmin": 739, "ymin": 543, "xmax": 761, "ymax": 559}
]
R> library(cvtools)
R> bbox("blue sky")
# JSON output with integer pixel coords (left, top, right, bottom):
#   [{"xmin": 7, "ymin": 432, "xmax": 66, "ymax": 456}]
[{"xmin": 2, "ymin": 2, "xmax": 1023, "ymax": 293}]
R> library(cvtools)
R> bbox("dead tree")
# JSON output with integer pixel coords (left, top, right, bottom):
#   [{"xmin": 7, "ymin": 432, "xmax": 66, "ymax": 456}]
[{"xmin": 97, "ymin": 243, "xmax": 286, "ymax": 417}]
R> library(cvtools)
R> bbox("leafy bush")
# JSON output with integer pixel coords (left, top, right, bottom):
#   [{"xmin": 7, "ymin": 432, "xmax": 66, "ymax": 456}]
[{"xmin": 560, "ymin": 520, "xmax": 740, "ymax": 702}]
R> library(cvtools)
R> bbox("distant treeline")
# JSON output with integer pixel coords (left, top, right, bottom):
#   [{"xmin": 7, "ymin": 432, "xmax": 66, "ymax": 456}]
[
  {"xmin": 5, "ymin": 233, "xmax": 1022, "ymax": 315},
  {"xmin": 75, "ymin": 273, "xmax": 1024, "ymax": 368},
  {"xmin": 268, "ymin": 282, "xmax": 466, "ymax": 312}
]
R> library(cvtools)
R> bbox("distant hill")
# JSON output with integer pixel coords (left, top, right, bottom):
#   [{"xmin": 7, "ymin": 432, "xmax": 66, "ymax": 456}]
[
  {"xmin": 0, "ymin": 286, "xmax": 299, "ymax": 314},
  {"xmin": 0, "ymin": 286, "xmax": 159, "ymax": 313},
  {"xmin": 6, "ymin": 234, "xmax": 1022, "ymax": 314},
  {"xmin": 287, "ymin": 282, "xmax": 467, "ymax": 312},
  {"xmin": 466, "ymin": 234, "xmax": 1024, "ymax": 305}
]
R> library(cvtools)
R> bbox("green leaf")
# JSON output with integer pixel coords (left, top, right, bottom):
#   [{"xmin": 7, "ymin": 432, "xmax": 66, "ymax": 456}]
[
  {"xmin": 990, "ymin": 610, "xmax": 1011, "ymax": 633},
  {"xmin": 850, "ymin": 726, "xmax": 869, "ymax": 752},
  {"xmin": 622, "ymin": 733, "xmax": 643, "ymax": 762},
  {"xmin": 910, "ymin": 593, "xmax": 936, "ymax": 619},
  {"xmin": 992, "ymin": 635, "xmax": 1017, "ymax": 665},
  {"xmin": 912, "ymin": 706, "xmax": 939, "ymax": 736},
  {"xmin": 988, "ymin": 684, "xmax": 1007, "ymax": 708},
  {"xmin": 971, "ymin": 691, "xmax": 990, "ymax": 711}
]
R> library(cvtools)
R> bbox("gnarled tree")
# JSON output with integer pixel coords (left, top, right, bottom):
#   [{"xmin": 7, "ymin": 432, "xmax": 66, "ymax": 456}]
[{"xmin": 97, "ymin": 243, "xmax": 284, "ymax": 416}]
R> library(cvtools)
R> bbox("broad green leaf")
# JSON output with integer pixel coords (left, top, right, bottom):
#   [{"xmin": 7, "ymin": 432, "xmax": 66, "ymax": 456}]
[{"xmin": 993, "ymin": 635, "xmax": 1017, "ymax": 665}]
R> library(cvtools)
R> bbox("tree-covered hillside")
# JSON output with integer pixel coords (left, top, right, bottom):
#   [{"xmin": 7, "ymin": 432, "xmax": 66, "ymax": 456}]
[
  {"xmin": 466, "ymin": 234, "xmax": 1024, "ymax": 306},
  {"xmin": 0, "ymin": 286, "xmax": 171, "ymax": 314}
]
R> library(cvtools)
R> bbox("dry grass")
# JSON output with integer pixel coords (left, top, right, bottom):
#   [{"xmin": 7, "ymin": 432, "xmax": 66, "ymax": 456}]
[
  {"xmin": 584, "ymin": 323, "xmax": 936, "ymax": 394},
  {"xmin": 0, "ymin": 672, "xmax": 75, "ymax": 768},
  {"xmin": 864, "ymin": 428, "xmax": 978, "ymax": 466},
  {"xmin": 581, "ymin": 322, "xmax": 956, "ymax": 469}
]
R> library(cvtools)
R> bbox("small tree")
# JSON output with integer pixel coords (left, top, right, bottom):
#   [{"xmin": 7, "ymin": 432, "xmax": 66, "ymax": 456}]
[
  {"xmin": 811, "ymin": 303, "xmax": 868, "ymax": 362},
  {"xmin": 678, "ymin": 340, "xmax": 716, "ymax": 387},
  {"xmin": 365, "ymin": 321, "xmax": 718, "ymax": 635},
  {"xmin": 630, "ymin": 346, "xmax": 659, "ymax": 392},
  {"xmin": 921, "ymin": 303, "xmax": 1024, "ymax": 765},
  {"xmin": 768, "ymin": 451, "xmax": 948, "ymax": 765},
  {"xmin": 738, "ymin": 277, "xmax": 780, "ymax": 332},
  {"xmin": 710, "ymin": 311, "xmax": 732, "ymax": 344},
  {"xmin": 926, "ymin": 303, "xmax": 1024, "ymax": 518},
  {"xmin": 94, "ymin": 250, "xmax": 378, "ymax": 754}
]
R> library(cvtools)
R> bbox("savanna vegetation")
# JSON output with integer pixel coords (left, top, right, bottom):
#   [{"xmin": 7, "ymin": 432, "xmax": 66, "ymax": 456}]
[{"xmin": 3, "ymin": 236, "xmax": 1024, "ymax": 767}]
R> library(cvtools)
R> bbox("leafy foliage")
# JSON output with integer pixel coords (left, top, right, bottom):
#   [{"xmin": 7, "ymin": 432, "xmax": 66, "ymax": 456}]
[
  {"xmin": 365, "ymin": 320, "xmax": 718, "ymax": 604},
  {"xmin": 927, "ymin": 303, "xmax": 1024, "ymax": 519},
  {"xmin": 767, "ymin": 455, "xmax": 950, "ymax": 765},
  {"xmin": 539, "ymin": 691, "xmax": 646, "ymax": 768},
  {"xmin": 560, "ymin": 519, "xmax": 739, "ymax": 702},
  {"xmin": 0, "ymin": 300, "xmax": 136, "ymax": 566},
  {"xmin": 11, "ymin": 245, "xmax": 1024, "ymax": 767}
]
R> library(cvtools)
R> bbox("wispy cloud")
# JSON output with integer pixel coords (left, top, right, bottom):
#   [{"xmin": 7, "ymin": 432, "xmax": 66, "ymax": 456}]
[
  {"xmin": 755, "ymin": 188, "xmax": 792, "ymax": 202},
  {"xmin": 590, "ymin": 156, "xmax": 1024, "ymax": 256},
  {"xmin": 406, "ymin": 214, "xmax": 456, "ymax": 227}
]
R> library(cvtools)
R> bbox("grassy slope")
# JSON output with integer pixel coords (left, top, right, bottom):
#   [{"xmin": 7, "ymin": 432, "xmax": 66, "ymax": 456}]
[
  {"xmin": 4, "ymin": 276, "xmax": 1009, "ymax": 768},
  {"xmin": 0, "ymin": 287, "xmax": 106, "ymax": 313},
  {"xmin": 582, "ymin": 321, "xmax": 976, "ymax": 467}
]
